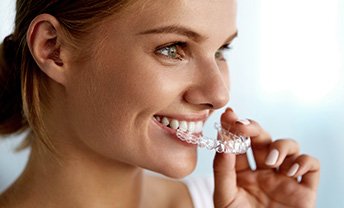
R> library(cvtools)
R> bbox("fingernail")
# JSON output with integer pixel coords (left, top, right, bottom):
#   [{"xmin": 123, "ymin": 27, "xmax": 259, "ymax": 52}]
[
  {"xmin": 226, "ymin": 107, "xmax": 233, "ymax": 112},
  {"xmin": 265, "ymin": 149, "xmax": 279, "ymax": 166},
  {"xmin": 236, "ymin": 119, "xmax": 250, "ymax": 126},
  {"xmin": 287, "ymin": 163, "xmax": 300, "ymax": 177}
]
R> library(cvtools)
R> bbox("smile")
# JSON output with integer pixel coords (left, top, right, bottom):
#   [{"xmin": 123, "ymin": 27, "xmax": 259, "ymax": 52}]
[{"xmin": 153, "ymin": 115, "xmax": 204, "ymax": 134}]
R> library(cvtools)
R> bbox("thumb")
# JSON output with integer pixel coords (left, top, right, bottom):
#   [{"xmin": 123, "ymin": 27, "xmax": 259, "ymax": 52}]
[{"xmin": 213, "ymin": 152, "xmax": 238, "ymax": 207}]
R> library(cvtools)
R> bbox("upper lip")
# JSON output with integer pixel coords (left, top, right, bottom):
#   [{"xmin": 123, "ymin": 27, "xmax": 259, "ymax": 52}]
[{"xmin": 154, "ymin": 112, "xmax": 210, "ymax": 122}]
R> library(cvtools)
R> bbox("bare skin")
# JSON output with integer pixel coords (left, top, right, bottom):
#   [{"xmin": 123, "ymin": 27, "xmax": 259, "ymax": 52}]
[
  {"xmin": 213, "ymin": 109, "xmax": 320, "ymax": 207},
  {"xmin": 0, "ymin": 0, "xmax": 320, "ymax": 207}
]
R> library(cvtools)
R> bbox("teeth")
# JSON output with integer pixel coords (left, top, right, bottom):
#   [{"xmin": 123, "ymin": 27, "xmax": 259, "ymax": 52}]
[
  {"xmin": 170, "ymin": 119, "xmax": 179, "ymax": 130},
  {"xmin": 161, "ymin": 117, "xmax": 169, "ymax": 126},
  {"xmin": 188, "ymin": 122, "xmax": 196, "ymax": 132},
  {"xmin": 155, "ymin": 116, "xmax": 203, "ymax": 133},
  {"xmin": 195, "ymin": 121, "xmax": 203, "ymax": 132},
  {"xmin": 179, "ymin": 121, "xmax": 188, "ymax": 131}
]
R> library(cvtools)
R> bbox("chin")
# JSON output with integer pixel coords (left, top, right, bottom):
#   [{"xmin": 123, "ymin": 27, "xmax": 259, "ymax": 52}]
[
  {"xmin": 162, "ymin": 167, "xmax": 196, "ymax": 179},
  {"xmin": 154, "ymin": 156, "xmax": 198, "ymax": 179}
]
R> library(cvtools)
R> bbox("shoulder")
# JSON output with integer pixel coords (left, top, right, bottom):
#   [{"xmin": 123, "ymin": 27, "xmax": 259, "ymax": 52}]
[{"xmin": 0, "ymin": 189, "xmax": 17, "ymax": 208}]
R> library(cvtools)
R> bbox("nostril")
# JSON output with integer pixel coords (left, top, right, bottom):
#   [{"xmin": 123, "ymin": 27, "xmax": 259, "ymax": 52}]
[
  {"xmin": 202, "ymin": 103, "xmax": 214, "ymax": 109},
  {"xmin": 183, "ymin": 87, "xmax": 229, "ymax": 110}
]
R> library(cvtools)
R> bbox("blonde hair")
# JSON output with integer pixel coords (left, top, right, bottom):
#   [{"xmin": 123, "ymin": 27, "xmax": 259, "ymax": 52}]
[{"xmin": 0, "ymin": 0, "xmax": 132, "ymax": 151}]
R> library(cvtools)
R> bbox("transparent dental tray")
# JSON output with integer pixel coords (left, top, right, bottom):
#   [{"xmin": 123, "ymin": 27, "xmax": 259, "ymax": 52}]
[{"xmin": 176, "ymin": 123, "xmax": 251, "ymax": 154}]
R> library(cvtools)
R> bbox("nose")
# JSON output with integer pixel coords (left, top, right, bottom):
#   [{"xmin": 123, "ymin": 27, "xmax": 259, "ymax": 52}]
[{"xmin": 183, "ymin": 58, "xmax": 230, "ymax": 109}]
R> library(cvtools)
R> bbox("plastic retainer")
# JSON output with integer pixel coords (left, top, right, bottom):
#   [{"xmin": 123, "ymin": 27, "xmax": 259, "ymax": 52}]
[{"xmin": 176, "ymin": 123, "xmax": 251, "ymax": 154}]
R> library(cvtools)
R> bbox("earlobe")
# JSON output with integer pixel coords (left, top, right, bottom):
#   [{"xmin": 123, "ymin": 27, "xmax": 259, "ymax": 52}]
[{"xmin": 27, "ymin": 14, "xmax": 67, "ymax": 85}]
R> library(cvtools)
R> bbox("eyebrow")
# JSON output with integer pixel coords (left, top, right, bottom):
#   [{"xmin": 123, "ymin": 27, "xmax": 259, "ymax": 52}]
[
  {"xmin": 137, "ymin": 25, "xmax": 238, "ymax": 44},
  {"xmin": 137, "ymin": 25, "xmax": 204, "ymax": 42}
]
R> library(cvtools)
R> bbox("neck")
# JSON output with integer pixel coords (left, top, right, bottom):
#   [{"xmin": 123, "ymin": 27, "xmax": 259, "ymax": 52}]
[{"xmin": 5, "ymin": 140, "xmax": 144, "ymax": 208}]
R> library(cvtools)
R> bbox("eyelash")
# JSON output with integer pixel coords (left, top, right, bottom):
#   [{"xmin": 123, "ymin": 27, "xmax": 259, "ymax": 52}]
[
  {"xmin": 155, "ymin": 42, "xmax": 233, "ymax": 61},
  {"xmin": 216, "ymin": 44, "xmax": 233, "ymax": 61},
  {"xmin": 155, "ymin": 42, "xmax": 187, "ymax": 61}
]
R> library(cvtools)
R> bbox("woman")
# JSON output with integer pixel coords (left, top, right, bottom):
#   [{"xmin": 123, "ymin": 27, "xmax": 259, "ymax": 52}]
[{"xmin": 0, "ymin": 0, "xmax": 320, "ymax": 207}]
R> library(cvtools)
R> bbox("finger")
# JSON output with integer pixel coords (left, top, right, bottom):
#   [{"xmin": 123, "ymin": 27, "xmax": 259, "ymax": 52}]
[
  {"xmin": 220, "ymin": 107, "xmax": 239, "ymax": 129},
  {"xmin": 284, "ymin": 154, "xmax": 321, "ymax": 190},
  {"xmin": 220, "ymin": 111, "xmax": 273, "ymax": 171},
  {"xmin": 235, "ymin": 153, "xmax": 251, "ymax": 172},
  {"xmin": 222, "ymin": 116, "xmax": 272, "ymax": 170},
  {"xmin": 221, "ymin": 110, "xmax": 272, "ymax": 149},
  {"xmin": 235, "ymin": 119, "xmax": 272, "ymax": 169},
  {"xmin": 231, "ymin": 119, "xmax": 272, "ymax": 148},
  {"xmin": 213, "ymin": 153, "xmax": 238, "ymax": 207},
  {"xmin": 220, "ymin": 108, "xmax": 251, "ymax": 171},
  {"xmin": 263, "ymin": 139, "xmax": 300, "ymax": 169},
  {"xmin": 278, "ymin": 154, "xmax": 298, "ymax": 174}
]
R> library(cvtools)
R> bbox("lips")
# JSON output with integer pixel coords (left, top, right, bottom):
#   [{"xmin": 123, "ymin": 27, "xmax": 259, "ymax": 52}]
[{"xmin": 153, "ymin": 115, "xmax": 204, "ymax": 134}]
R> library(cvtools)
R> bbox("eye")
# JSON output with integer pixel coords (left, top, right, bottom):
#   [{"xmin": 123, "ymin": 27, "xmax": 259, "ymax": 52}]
[
  {"xmin": 155, "ymin": 42, "xmax": 186, "ymax": 61},
  {"xmin": 215, "ymin": 43, "xmax": 232, "ymax": 61}
]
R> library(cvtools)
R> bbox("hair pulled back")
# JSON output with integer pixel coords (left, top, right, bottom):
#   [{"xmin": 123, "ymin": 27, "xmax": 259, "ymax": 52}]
[
  {"xmin": 0, "ymin": 34, "xmax": 24, "ymax": 135},
  {"xmin": 0, "ymin": 0, "xmax": 131, "ymax": 150}
]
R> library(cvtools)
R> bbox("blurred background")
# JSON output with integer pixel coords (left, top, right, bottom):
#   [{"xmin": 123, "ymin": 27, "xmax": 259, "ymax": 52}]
[{"xmin": 1, "ymin": 0, "xmax": 343, "ymax": 207}]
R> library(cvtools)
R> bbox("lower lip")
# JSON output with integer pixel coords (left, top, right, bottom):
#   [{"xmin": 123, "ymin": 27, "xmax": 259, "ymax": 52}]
[{"xmin": 152, "ymin": 118, "xmax": 197, "ymax": 147}]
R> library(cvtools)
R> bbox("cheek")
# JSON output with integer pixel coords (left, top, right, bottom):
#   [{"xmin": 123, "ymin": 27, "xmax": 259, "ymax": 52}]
[
  {"xmin": 63, "ymin": 47, "xmax": 199, "ymax": 176},
  {"xmin": 225, "ymin": 68, "xmax": 230, "ymax": 89},
  {"xmin": 218, "ymin": 61, "xmax": 230, "ymax": 88},
  {"xmin": 97, "ymin": 58, "xmax": 186, "ymax": 113},
  {"xmin": 65, "ymin": 53, "xmax": 184, "ymax": 147}
]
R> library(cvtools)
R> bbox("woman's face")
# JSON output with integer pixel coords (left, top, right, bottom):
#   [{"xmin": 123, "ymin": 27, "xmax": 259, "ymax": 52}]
[{"xmin": 63, "ymin": 0, "xmax": 237, "ymax": 178}]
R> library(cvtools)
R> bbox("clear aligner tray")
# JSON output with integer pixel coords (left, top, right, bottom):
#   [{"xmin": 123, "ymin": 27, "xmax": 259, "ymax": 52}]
[{"xmin": 176, "ymin": 123, "xmax": 251, "ymax": 154}]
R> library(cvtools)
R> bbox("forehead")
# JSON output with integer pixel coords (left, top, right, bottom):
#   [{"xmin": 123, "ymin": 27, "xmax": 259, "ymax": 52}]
[{"xmin": 118, "ymin": 0, "xmax": 237, "ymax": 40}]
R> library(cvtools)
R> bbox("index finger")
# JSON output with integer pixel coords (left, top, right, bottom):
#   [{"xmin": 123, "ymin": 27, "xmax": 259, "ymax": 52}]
[{"xmin": 228, "ymin": 119, "xmax": 273, "ymax": 169}]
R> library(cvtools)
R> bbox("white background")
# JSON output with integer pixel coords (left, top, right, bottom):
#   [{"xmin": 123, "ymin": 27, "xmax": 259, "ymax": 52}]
[{"xmin": 1, "ymin": 1, "xmax": 343, "ymax": 207}]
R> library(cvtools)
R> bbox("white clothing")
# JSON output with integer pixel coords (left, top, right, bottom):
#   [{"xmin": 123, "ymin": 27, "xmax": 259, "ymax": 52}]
[{"xmin": 184, "ymin": 177, "xmax": 214, "ymax": 208}]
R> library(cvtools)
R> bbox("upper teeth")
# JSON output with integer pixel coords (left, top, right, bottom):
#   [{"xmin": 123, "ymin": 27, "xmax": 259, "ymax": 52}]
[{"xmin": 155, "ymin": 116, "xmax": 203, "ymax": 133}]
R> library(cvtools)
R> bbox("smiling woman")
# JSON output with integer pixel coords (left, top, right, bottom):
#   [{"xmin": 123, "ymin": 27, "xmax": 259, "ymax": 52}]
[{"xmin": 0, "ymin": 0, "xmax": 320, "ymax": 208}]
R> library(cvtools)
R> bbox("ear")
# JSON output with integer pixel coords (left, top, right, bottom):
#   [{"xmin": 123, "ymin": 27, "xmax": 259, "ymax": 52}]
[{"xmin": 27, "ymin": 14, "xmax": 68, "ymax": 86}]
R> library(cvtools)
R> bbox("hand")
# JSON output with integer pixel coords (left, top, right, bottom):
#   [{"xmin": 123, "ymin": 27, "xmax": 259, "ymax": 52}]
[{"xmin": 213, "ymin": 108, "xmax": 320, "ymax": 208}]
